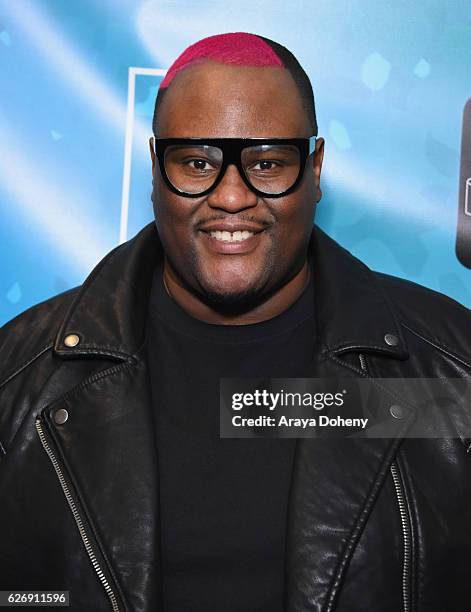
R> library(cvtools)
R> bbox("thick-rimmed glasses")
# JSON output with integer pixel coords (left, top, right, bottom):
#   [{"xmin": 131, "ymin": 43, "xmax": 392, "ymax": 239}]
[{"xmin": 151, "ymin": 136, "xmax": 317, "ymax": 198}]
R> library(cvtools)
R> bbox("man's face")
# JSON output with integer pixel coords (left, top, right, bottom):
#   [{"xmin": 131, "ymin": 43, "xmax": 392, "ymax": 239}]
[{"xmin": 150, "ymin": 60, "xmax": 324, "ymax": 308}]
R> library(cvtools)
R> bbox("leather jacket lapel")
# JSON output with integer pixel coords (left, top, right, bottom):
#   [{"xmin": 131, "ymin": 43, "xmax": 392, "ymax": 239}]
[
  {"xmin": 284, "ymin": 352, "xmax": 416, "ymax": 612},
  {"xmin": 38, "ymin": 347, "xmax": 161, "ymax": 612},
  {"xmin": 283, "ymin": 224, "xmax": 416, "ymax": 611}
]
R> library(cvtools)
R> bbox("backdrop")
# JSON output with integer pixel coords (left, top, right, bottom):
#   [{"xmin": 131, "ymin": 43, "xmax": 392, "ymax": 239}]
[{"xmin": 1, "ymin": 0, "xmax": 470, "ymax": 326}]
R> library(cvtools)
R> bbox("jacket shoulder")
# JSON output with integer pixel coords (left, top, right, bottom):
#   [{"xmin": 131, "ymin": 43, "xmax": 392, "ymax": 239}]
[
  {"xmin": 0, "ymin": 288, "xmax": 79, "ymax": 386},
  {"xmin": 375, "ymin": 271, "xmax": 471, "ymax": 365}
]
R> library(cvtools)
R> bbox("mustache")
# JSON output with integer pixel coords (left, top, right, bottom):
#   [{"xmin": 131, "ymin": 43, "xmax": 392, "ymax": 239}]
[{"xmin": 195, "ymin": 215, "xmax": 274, "ymax": 230}]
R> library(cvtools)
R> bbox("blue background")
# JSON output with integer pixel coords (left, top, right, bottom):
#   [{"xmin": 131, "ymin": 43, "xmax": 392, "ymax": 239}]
[{"xmin": 1, "ymin": 0, "xmax": 470, "ymax": 326}]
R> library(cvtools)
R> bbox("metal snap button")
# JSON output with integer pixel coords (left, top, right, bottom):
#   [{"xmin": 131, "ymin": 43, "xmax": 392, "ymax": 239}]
[
  {"xmin": 384, "ymin": 333, "xmax": 399, "ymax": 346},
  {"xmin": 54, "ymin": 408, "xmax": 69, "ymax": 425},
  {"xmin": 64, "ymin": 334, "xmax": 80, "ymax": 347},
  {"xmin": 390, "ymin": 404, "xmax": 405, "ymax": 419}
]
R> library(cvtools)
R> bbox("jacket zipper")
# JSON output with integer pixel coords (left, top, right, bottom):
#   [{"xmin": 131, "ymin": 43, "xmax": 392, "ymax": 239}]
[
  {"xmin": 358, "ymin": 354, "xmax": 412, "ymax": 612},
  {"xmin": 390, "ymin": 461, "xmax": 412, "ymax": 612},
  {"xmin": 35, "ymin": 418, "xmax": 121, "ymax": 612}
]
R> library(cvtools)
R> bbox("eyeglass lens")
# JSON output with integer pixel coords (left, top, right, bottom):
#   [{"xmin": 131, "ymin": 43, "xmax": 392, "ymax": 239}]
[{"xmin": 163, "ymin": 144, "xmax": 301, "ymax": 195}]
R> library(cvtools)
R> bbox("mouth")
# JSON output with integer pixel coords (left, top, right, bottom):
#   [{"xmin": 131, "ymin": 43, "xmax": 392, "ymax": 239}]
[
  {"xmin": 207, "ymin": 230, "xmax": 256, "ymax": 243},
  {"xmin": 198, "ymin": 227, "xmax": 268, "ymax": 254}
]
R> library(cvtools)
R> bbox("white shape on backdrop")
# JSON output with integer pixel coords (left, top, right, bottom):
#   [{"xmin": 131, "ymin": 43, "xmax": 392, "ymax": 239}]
[
  {"xmin": 414, "ymin": 58, "xmax": 431, "ymax": 79},
  {"xmin": 50, "ymin": 130, "xmax": 63, "ymax": 141},
  {"xmin": 0, "ymin": 29, "xmax": 11, "ymax": 46},
  {"xmin": 120, "ymin": 67, "xmax": 167, "ymax": 244},
  {"xmin": 6, "ymin": 282, "xmax": 22, "ymax": 304},
  {"xmin": 465, "ymin": 177, "xmax": 471, "ymax": 216},
  {"xmin": 329, "ymin": 120, "xmax": 352, "ymax": 150},
  {"xmin": 361, "ymin": 52, "xmax": 391, "ymax": 91}
]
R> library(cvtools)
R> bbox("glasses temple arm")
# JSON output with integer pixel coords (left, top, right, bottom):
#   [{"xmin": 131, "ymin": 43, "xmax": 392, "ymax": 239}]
[{"xmin": 309, "ymin": 135, "xmax": 317, "ymax": 156}]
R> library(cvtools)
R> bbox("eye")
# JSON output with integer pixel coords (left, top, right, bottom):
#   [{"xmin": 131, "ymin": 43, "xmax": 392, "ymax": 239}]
[
  {"xmin": 253, "ymin": 160, "xmax": 276, "ymax": 170},
  {"xmin": 186, "ymin": 158, "xmax": 217, "ymax": 172},
  {"xmin": 249, "ymin": 159, "xmax": 284, "ymax": 173},
  {"xmin": 189, "ymin": 159, "xmax": 206, "ymax": 170}
]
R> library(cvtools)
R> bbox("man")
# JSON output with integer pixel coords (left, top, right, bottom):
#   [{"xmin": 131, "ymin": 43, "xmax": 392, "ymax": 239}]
[{"xmin": 1, "ymin": 31, "xmax": 471, "ymax": 612}]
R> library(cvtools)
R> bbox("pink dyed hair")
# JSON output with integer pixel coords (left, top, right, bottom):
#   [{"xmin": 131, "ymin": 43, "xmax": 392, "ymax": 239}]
[{"xmin": 159, "ymin": 32, "xmax": 284, "ymax": 90}]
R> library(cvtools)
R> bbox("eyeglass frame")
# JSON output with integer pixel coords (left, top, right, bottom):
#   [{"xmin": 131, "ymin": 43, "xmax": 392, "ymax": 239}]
[{"xmin": 151, "ymin": 136, "xmax": 317, "ymax": 198}]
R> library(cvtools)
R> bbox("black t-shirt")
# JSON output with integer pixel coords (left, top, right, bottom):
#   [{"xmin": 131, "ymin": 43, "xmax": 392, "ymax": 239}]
[{"xmin": 145, "ymin": 263, "xmax": 316, "ymax": 611}]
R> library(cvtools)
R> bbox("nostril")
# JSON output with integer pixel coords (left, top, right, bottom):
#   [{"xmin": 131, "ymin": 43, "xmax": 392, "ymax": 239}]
[{"xmin": 207, "ymin": 166, "xmax": 259, "ymax": 206}]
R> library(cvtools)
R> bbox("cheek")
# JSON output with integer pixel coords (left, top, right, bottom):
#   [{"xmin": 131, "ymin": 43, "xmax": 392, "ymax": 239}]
[
  {"xmin": 154, "ymin": 189, "xmax": 196, "ymax": 237},
  {"xmin": 272, "ymin": 193, "xmax": 315, "ymax": 237},
  {"xmin": 153, "ymin": 197, "xmax": 199, "ymax": 267}
]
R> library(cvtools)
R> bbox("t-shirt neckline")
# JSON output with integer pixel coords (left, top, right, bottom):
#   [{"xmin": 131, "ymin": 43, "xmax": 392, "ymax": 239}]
[{"xmin": 147, "ymin": 263, "xmax": 315, "ymax": 344}]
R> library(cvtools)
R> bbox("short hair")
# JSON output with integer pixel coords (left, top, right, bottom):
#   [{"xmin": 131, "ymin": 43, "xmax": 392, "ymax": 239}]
[{"xmin": 152, "ymin": 32, "xmax": 317, "ymax": 136}]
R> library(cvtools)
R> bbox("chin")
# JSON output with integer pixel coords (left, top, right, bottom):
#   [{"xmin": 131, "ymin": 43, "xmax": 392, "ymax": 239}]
[{"xmin": 198, "ymin": 283, "xmax": 264, "ymax": 312}]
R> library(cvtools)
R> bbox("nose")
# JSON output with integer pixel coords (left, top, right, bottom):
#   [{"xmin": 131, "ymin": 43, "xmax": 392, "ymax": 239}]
[{"xmin": 206, "ymin": 164, "xmax": 258, "ymax": 212}]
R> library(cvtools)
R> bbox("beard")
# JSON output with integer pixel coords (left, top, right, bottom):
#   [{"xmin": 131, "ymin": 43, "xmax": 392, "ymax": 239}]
[
  {"xmin": 196, "ymin": 284, "xmax": 268, "ymax": 314},
  {"xmin": 194, "ymin": 264, "xmax": 285, "ymax": 317},
  {"xmin": 161, "ymin": 231, "xmax": 281, "ymax": 316}
]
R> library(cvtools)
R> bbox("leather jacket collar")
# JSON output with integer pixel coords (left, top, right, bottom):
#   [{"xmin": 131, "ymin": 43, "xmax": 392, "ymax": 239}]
[{"xmin": 52, "ymin": 222, "xmax": 409, "ymax": 362}]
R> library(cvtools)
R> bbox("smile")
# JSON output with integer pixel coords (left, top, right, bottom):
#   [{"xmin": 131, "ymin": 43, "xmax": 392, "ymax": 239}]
[
  {"xmin": 199, "ymin": 228, "xmax": 266, "ymax": 254},
  {"xmin": 209, "ymin": 230, "xmax": 255, "ymax": 242}
]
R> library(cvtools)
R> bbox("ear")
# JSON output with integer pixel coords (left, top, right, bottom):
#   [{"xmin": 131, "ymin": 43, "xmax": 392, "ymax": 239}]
[
  {"xmin": 312, "ymin": 137, "xmax": 325, "ymax": 203},
  {"xmin": 149, "ymin": 137, "xmax": 156, "ymax": 176}
]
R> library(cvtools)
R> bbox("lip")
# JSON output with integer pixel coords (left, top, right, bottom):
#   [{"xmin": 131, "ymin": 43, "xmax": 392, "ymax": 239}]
[
  {"xmin": 199, "ymin": 222, "xmax": 267, "ymax": 233},
  {"xmin": 198, "ymin": 228, "xmax": 266, "ymax": 254}
]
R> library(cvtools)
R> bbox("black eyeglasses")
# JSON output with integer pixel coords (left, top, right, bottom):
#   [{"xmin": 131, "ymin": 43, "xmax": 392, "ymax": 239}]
[{"xmin": 151, "ymin": 136, "xmax": 317, "ymax": 198}]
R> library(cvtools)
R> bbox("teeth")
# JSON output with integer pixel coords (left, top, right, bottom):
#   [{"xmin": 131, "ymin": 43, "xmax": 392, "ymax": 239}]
[{"xmin": 209, "ymin": 230, "xmax": 255, "ymax": 242}]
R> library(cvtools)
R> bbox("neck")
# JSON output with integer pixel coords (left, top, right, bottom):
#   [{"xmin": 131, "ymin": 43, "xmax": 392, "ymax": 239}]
[{"xmin": 162, "ymin": 261, "xmax": 311, "ymax": 325}]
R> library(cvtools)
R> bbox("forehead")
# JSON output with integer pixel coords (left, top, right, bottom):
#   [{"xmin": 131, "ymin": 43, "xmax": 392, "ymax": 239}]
[{"xmin": 156, "ymin": 61, "xmax": 311, "ymax": 138}]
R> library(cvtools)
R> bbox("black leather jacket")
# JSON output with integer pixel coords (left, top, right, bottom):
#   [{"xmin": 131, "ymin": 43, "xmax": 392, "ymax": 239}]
[{"xmin": 1, "ymin": 222, "xmax": 471, "ymax": 612}]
